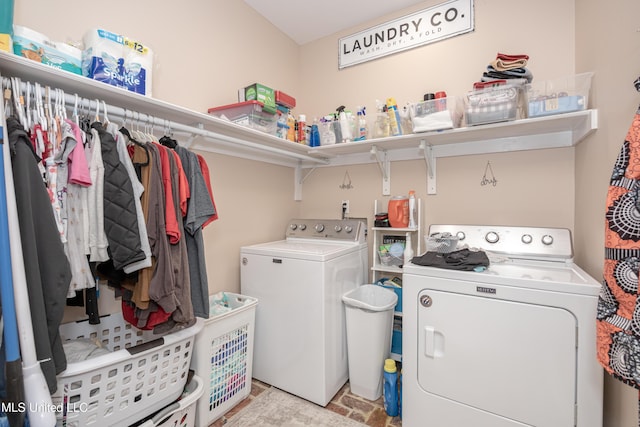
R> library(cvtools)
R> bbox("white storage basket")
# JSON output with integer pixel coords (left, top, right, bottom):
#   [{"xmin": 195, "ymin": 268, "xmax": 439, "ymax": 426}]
[
  {"xmin": 136, "ymin": 374, "xmax": 204, "ymax": 427},
  {"xmin": 53, "ymin": 313, "xmax": 204, "ymax": 427},
  {"xmin": 191, "ymin": 293, "xmax": 257, "ymax": 427}
]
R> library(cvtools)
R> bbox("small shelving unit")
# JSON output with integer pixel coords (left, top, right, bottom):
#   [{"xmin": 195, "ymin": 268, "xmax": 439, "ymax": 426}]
[{"xmin": 371, "ymin": 199, "xmax": 422, "ymax": 362}]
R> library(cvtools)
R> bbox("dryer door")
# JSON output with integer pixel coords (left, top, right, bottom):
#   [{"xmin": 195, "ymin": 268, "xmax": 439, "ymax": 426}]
[{"xmin": 417, "ymin": 287, "xmax": 576, "ymax": 426}]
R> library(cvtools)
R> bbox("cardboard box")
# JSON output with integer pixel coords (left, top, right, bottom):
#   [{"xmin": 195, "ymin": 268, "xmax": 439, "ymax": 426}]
[
  {"xmin": 244, "ymin": 83, "xmax": 276, "ymax": 114},
  {"xmin": 275, "ymin": 90, "xmax": 296, "ymax": 108}
]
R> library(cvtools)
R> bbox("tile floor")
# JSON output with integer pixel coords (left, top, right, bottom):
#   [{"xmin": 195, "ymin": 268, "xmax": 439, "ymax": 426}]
[{"xmin": 210, "ymin": 379, "xmax": 402, "ymax": 427}]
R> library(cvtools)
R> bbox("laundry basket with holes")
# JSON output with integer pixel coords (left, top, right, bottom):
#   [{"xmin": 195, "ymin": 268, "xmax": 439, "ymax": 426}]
[
  {"xmin": 52, "ymin": 313, "xmax": 204, "ymax": 427},
  {"xmin": 190, "ymin": 292, "xmax": 258, "ymax": 427},
  {"xmin": 135, "ymin": 374, "xmax": 204, "ymax": 427}
]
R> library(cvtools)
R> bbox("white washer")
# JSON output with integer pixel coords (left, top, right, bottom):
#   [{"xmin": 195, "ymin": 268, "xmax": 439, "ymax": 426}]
[
  {"xmin": 403, "ymin": 225, "xmax": 603, "ymax": 427},
  {"xmin": 240, "ymin": 218, "xmax": 368, "ymax": 407}
]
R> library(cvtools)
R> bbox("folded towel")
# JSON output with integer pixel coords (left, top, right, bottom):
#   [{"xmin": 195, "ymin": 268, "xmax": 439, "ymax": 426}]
[{"xmin": 491, "ymin": 53, "xmax": 530, "ymax": 71}]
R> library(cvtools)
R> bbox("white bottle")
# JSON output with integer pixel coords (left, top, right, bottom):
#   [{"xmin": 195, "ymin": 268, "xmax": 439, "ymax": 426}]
[
  {"xmin": 404, "ymin": 232, "xmax": 414, "ymax": 264},
  {"xmin": 408, "ymin": 190, "xmax": 417, "ymax": 229}
]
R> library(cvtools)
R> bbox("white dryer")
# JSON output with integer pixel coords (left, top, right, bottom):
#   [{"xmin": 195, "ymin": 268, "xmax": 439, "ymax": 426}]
[
  {"xmin": 240, "ymin": 218, "xmax": 368, "ymax": 407},
  {"xmin": 403, "ymin": 225, "xmax": 603, "ymax": 427}
]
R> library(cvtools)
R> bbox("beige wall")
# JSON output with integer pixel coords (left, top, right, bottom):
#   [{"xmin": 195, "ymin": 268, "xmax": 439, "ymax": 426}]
[{"xmin": 12, "ymin": 0, "xmax": 640, "ymax": 423}]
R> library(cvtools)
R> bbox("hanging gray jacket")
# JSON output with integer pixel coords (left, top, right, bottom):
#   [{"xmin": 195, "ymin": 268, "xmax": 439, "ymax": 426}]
[{"xmin": 7, "ymin": 117, "xmax": 71, "ymax": 393}]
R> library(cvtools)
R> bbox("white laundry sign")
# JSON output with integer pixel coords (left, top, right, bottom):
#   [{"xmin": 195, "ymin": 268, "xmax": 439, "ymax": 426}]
[{"xmin": 338, "ymin": 0, "xmax": 474, "ymax": 69}]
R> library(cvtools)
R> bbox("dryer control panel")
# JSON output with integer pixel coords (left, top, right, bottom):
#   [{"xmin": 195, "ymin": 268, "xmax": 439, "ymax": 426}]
[
  {"xmin": 286, "ymin": 219, "xmax": 366, "ymax": 242},
  {"xmin": 428, "ymin": 224, "xmax": 573, "ymax": 261}
]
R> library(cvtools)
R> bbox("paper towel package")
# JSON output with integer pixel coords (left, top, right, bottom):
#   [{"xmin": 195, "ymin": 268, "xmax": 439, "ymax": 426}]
[
  {"xmin": 82, "ymin": 28, "xmax": 153, "ymax": 96},
  {"xmin": 13, "ymin": 25, "xmax": 82, "ymax": 74}
]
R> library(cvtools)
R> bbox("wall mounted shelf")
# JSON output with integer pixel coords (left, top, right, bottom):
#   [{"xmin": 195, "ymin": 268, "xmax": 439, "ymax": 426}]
[{"xmin": 1, "ymin": 51, "xmax": 597, "ymax": 197}]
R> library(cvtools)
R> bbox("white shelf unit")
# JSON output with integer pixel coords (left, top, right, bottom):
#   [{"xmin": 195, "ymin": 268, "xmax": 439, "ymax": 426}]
[
  {"xmin": 0, "ymin": 51, "xmax": 597, "ymax": 199},
  {"xmin": 371, "ymin": 199, "xmax": 422, "ymax": 362}
]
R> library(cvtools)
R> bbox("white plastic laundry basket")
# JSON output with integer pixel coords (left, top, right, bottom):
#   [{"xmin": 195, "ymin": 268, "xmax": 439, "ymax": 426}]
[
  {"xmin": 53, "ymin": 313, "xmax": 203, "ymax": 427},
  {"xmin": 137, "ymin": 374, "xmax": 204, "ymax": 427},
  {"xmin": 191, "ymin": 292, "xmax": 257, "ymax": 427}
]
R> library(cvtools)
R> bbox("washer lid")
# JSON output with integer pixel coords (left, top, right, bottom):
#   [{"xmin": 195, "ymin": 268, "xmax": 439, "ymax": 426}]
[{"xmin": 240, "ymin": 239, "xmax": 365, "ymax": 261}]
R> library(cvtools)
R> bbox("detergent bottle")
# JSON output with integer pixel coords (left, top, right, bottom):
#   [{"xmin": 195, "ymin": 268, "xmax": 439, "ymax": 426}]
[
  {"xmin": 383, "ymin": 358, "xmax": 399, "ymax": 417},
  {"xmin": 386, "ymin": 97, "xmax": 403, "ymax": 136}
]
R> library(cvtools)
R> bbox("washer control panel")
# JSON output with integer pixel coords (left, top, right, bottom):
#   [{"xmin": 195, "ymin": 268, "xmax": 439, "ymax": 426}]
[
  {"xmin": 428, "ymin": 224, "xmax": 573, "ymax": 260},
  {"xmin": 286, "ymin": 219, "xmax": 366, "ymax": 242}
]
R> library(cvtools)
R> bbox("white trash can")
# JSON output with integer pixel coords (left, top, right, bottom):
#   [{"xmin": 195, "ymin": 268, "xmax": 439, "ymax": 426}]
[{"xmin": 342, "ymin": 284, "xmax": 398, "ymax": 401}]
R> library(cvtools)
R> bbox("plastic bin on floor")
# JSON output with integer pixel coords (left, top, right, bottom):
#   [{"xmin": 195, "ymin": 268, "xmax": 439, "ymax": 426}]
[
  {"xmin": 342, "ymin": 284, "xmax": 398, "ymax": 401},
  {"xmin": 190, "ymin": 292, "xmax": 258, "ymax": 427}
]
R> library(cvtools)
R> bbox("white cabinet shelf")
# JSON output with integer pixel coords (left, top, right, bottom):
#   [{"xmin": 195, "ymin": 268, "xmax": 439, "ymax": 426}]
[{"xmin": 0, "ymin": 51, "xmax": 598, "ymax": 197}]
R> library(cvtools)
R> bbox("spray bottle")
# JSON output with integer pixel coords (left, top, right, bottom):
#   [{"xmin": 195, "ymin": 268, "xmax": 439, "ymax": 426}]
[
  {"xmin": 355, "ymin": 106, "xmax": 368, "ymax": 141},
  {"xmin": 336, "ymin": 106, "xmax": 353, "ymax": 143},
  {"xmin": 374, "ymin": 99, "xmax": 390, "ymax": 138},
  {"xmin": 386, "ymin": 97, "xmax": 403, "ymax": 136}
]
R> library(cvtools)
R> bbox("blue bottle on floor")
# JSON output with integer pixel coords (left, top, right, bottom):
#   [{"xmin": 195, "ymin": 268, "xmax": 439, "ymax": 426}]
[{"xmin": 383, "ymin": 359, "xmax": 399, "ymax": 417}]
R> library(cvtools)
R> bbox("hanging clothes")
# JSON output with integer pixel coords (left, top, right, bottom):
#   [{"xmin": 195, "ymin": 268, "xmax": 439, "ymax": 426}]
[
  {"xmin": 598, "ymin": 106, "xmax": 640, "ymax": 424},
  {"xmin": 176, "ymin": 145, "xmax": 217, "ymax": 318},
  {"xmin": 92, "ymin": 122, "xmax": 145, "ymax": 270},
  {"xmin": 6, "ymin": 116, "xmax": 71, "ymax": 393}
]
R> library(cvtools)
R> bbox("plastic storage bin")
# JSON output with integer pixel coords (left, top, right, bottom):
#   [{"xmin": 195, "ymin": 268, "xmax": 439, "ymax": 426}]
[
  {"xmin": 207, "ymin": 100, "xmax": 278, "ymax": 135},
  {"xmin": 53, "ymin": 313, "xmax": 204, "ymax": 427},
  {"xmin": 526, "ymin": 72, "xmax": 593, "ymax": 118},
  {"xmin": 465, "ymin": 80, "xmax": 525, "ymax": 126},
  {"xmin": 190, "ymin": 292, "xmax": 258, "ymax": 427},
  {"xmin": 409, "ymin": 97, "xmax": 459, "ymax": 132},
  {"xmin": 136, "ymin": 374, "xmax": 204, "ymax": 427},
  {"xmin": 342, "ymin": 285, "xmax": 398, "ymax": 401}
]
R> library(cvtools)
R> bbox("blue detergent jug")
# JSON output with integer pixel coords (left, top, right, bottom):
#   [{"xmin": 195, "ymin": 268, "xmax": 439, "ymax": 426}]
[{"xmin": 383, "ymin": 359, "xmax": 399, "ymax": 417}]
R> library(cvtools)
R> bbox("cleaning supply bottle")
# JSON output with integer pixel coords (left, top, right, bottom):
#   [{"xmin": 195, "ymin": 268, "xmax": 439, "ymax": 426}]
[
  {"xmin": 386, "ymin": 97, "xmax": 403, "ymax": 136},
  {"xmin": 355, "ymin": 106, "xmax": 368, "ymax": 141},
  {"xmin": 332, "ymin": 112, "xmax": 343, "ymax": 144},
  {"xmin": 374, "ymin": 100, "xmax": 390, "ymax": 138},
  {"xmin": 383, "ymin": 358, "xmax": 399, "ymax": 417},
  {"xmin": 286, "ymin": 111, "xmax": 296, "ymax": 142},
  {"xmin": 408, "ymin": 190, "xmax": 417, "ymax": 229},
  {"xmin": 399, "ymin": 370, "xmax": 402, "ymax": 419},
  {"xmin": 297, "ymin": 114, "xmax": 307, "ymax": 145},
  {"xmin": 309, "ymin": 118, "xmax": 320, "ymax": 147},
  {"xmin": 404, "ymin": 232, "xmax": 414, "ymax": 264},
  {"xmin": 337, "ymin": 106, "xmax": 353, "ymax": 143}
]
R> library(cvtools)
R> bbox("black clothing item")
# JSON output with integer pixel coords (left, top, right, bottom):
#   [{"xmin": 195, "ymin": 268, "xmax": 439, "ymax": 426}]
[
  {"xmin": 7, "ymin": 116, "xmax": 72, "ymax": 393},
  {"xmin": 411, "ymin": 249, "xmax": 490, "ymax": 271},
  {"xmin": 92, "ymin": 122, "xmax": 145, "ymax": 270}
]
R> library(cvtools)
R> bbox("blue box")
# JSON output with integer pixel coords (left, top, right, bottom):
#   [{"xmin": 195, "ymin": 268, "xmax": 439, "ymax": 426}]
[
  {"xmin": 391, "ymin": 329, "xmax": 402, "ymax": 355},
  {"xmin": 381, "ymin": 284, "xmax": 402, "ymax": 313}
]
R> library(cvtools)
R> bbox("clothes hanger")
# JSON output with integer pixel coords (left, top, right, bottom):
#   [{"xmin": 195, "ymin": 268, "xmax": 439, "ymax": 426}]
[{"xmin": 159, "ymin": 119, "xmax": 178, "ymax": 148}]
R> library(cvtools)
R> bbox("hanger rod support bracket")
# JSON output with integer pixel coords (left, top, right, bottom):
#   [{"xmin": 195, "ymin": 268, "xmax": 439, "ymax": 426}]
[{"xmin": 370, "ymin": 145, "xmax": 391, "ymax": 196}]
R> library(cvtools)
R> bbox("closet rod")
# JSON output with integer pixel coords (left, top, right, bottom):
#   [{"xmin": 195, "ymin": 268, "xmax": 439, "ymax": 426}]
[{"xmin": 2, "ymin": 77, "xmax": 328, "ymax": 165}]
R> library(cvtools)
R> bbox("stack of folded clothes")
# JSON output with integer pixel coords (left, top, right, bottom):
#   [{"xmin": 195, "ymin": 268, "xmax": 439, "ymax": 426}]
[{"xmin": 481, "ymin": 52, "xmax": 533, "ymax": 83}]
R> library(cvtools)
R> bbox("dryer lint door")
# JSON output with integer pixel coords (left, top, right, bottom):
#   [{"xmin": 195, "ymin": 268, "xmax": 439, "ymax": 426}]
[{"xmin": 417, "ymin": 288, "xmax": 577, "ymax": 426}]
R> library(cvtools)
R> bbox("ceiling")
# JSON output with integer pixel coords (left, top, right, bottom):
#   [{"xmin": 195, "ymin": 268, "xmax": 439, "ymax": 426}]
[{"xmin": 243, "ymin": 0, "xmax": 427, "ymax": 45}]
